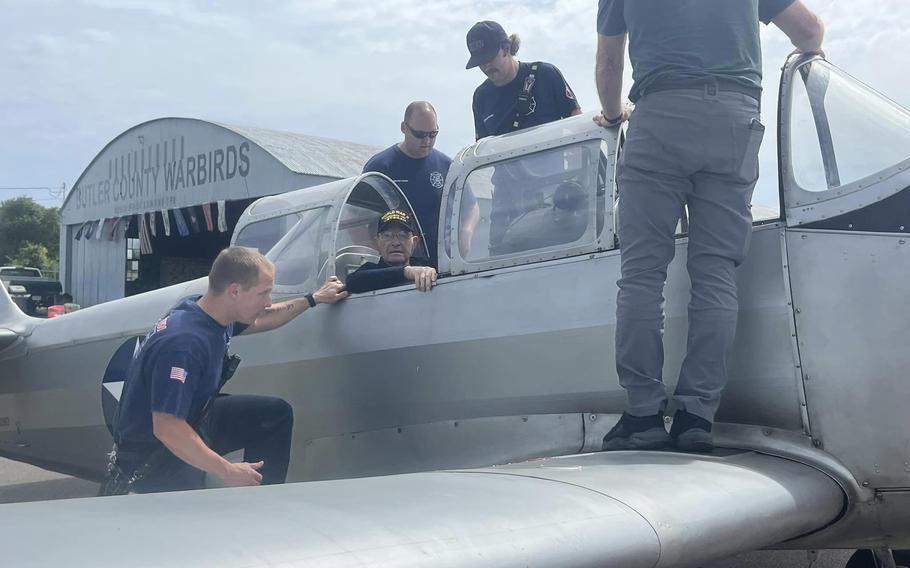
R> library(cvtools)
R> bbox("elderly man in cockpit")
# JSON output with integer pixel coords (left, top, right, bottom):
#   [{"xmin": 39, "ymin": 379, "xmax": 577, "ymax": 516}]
[{"xmin": 344, "ymin": 210, "xmax": 438, "ymax": 294}]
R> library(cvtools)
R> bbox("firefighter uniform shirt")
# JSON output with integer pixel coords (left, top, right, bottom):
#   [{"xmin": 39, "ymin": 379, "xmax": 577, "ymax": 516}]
[
  {"xmin": 363, "ymin": 146, "xmax": 453, "ymax": 265},
  {"xmin": 116, "ymin": 296, "xmax": 246, "ymax": 445},
  {"xmin": 472, "ymin": 61, "xmax": 580, "ymax": 139}
]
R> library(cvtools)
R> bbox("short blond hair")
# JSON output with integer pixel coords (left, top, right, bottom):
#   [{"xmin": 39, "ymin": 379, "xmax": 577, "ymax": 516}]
[{"xmin": 208, "ymin": 246, "xmax": 274, "ymax": 295}]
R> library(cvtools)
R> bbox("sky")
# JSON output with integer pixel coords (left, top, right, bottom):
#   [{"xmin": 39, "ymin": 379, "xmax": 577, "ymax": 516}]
[{"xmin": 2, "ymin": 0, "xmax": 909, "ymax": 212}]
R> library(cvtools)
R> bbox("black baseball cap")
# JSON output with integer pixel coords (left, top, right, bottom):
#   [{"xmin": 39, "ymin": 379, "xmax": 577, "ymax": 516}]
[
  {"xmin": 465, "ymin": 20, "xmax": 507, "ymax": 69},
  {"xmin": 377, "ymin": 209, "xmax": 416, "ymax": 234}
]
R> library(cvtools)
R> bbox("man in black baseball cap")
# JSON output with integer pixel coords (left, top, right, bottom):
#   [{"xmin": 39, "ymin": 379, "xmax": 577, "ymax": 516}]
[
  {"xmin": 344, "ymin": 210, "xmax": 438, "ymax": 294},
  {"xmin": 465, "ymin": 20, "xmax": 581, "ymax": 139},
  {"xmin": 465, "ymin": 20, "xmax": 508, "ymax": 69}
]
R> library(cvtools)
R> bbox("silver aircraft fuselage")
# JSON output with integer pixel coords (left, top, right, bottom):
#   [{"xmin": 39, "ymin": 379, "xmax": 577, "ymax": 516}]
[{"xmin": 1, "ymin": 54, "xmax": 909, "ymax": 553}]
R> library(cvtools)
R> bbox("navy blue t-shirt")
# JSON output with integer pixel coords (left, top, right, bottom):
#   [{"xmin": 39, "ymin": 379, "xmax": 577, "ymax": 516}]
[
  {"xmin": 597, "ymin": 0, "xmax": 795, "ymax": 101},
  {"xmin": 363, "ymin": 146, "xmax": 452, "ymax": 265},
  {"xmin": 472, "ymin": 61, "xmax": 581, "ymax": 139},
  {"xmin": 115, "ymin": 297, "xmax": 247, "ymax": 445}
]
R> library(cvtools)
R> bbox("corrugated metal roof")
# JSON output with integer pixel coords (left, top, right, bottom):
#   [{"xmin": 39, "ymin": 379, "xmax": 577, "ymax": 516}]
[{"xmin": 217, "ymin": 123, "xmax": 381, "ymax": 179}]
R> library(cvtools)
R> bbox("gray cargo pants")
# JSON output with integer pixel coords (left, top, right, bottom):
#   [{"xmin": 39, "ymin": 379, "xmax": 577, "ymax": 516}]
[{"xmin": 615, "ymin": 87, "xmax": 764, "ymax": 422}]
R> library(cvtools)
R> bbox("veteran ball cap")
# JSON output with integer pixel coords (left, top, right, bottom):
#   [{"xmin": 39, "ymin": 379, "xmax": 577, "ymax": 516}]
[
  {"xmin": 465, "ymin": 20, "xmax": 507, "ymax": 69},
  {"xmin": 377, "ymin": 209, "xmax": 417, "ymax": 234}
]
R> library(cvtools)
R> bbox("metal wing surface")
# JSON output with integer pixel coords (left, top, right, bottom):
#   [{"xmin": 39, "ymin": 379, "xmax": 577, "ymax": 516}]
[{"xmin": 1, "ymin": 451, "xmax": 844, "ymax": 567}]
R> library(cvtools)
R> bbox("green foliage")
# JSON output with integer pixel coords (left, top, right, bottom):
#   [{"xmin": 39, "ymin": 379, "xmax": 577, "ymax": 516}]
[
  {"xmin": 7, "ymin": 242, "xmax": 52, "ymax": 270},
  {"xmin": 0, "ymin": 197, "xmax": 60, "ymax": 265}
]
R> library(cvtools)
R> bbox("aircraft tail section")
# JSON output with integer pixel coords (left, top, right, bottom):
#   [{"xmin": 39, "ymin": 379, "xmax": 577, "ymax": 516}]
[
  {"xmin": 0, "ymin": 282, "xmax": 29, "ymax": 331},
  {"xmin": 0, "ymin": 280, "xmax": 28, "ymax": 326},
  {"xmin": 0, "ymin": 284, "xmax": 30, "ymax": 359}
]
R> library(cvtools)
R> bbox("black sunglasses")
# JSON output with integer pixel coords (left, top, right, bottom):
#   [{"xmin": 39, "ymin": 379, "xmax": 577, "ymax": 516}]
[{"xmin": 405, "ymin": 124, "xmax": 439, "ymax": 139}]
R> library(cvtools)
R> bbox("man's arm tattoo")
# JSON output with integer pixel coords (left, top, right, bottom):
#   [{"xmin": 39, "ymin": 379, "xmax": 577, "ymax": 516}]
[{"xmin": 264, "ymin": 302, "xmax": 296, "ymax": 314}]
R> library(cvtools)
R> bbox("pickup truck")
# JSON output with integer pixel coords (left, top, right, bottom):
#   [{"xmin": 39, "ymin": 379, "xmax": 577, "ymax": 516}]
[{"xmin": 0, "ymin": 266, "xmax": 63, "ymax": 315}]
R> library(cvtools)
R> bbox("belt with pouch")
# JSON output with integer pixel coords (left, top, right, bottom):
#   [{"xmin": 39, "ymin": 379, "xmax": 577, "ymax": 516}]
[{"xmin": 641, "ymin": 78, "xmax": 760, "ymax": 103}]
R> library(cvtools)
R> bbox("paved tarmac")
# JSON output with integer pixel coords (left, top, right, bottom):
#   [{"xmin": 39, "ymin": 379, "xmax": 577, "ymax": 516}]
[
  {"xmin": 0, "ymin": 456, "xmax": 854, "ymax": 567},
  {"xmin": 0, "ymin": 456, "xmax": 97, "ymax": 504}
]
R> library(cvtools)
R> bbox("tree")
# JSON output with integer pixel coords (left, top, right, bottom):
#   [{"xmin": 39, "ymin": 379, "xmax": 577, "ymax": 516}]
[
  {"xmin": 7, "ymin": 242, "xmax": 52, "ymax": 270},
  {"xmin": 0, "ymin": 197, "xmax": 60, "ymax": 265}
]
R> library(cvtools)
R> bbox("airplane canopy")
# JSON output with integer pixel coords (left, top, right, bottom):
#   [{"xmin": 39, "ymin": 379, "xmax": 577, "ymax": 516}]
[{"xmin": 232, "ymin": 173, "xmax": 425, "ymax": 293}]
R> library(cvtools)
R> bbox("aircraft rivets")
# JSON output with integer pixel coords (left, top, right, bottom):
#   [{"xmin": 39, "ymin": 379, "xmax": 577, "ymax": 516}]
[
  {"xmin": 762, "ymin": 428, "xmax": 772, "ymax": 436},
  {"xmin": 589, "ymin": 414, "xmax": 597, "ymax": 422},
  {"xmin": 863, "ymin": 481, "xmax": 870, "ymax": 487},
  {"xmin": 795, "ymin": 308, "xmax": 802, "ymax": 313}
]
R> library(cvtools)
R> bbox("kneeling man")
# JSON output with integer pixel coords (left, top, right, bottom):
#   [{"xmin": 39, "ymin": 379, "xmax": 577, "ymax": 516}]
[{"xmin": 105, "ymin": 246, "xmax": 347, "ymax": 493}]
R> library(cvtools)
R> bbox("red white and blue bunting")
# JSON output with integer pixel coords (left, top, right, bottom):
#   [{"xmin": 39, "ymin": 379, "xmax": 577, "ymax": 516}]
[{"xmin": 74, "ymin": 201, "xmax": 230, "ymax": 251}]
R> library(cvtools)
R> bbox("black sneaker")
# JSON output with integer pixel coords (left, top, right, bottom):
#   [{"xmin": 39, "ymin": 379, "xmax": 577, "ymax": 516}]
[
  {"xmin": 670, "ymin": 410, "xmax": 715, "ymax": 452},
  {"xmin": 602, "ymin": 412, "xmax": 672, "ymax": 451}
]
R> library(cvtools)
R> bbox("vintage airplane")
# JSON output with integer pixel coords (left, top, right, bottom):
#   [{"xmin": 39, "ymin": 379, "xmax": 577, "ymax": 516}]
[{"xmin": 1, "ymin": 54, "xmax": 910, "ymax": 567}]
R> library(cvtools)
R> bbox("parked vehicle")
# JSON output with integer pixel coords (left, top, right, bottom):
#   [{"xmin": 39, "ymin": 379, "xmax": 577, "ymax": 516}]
[{"xmin": 0, "ymin": 266, "xmax": 63, "ymax": 315}]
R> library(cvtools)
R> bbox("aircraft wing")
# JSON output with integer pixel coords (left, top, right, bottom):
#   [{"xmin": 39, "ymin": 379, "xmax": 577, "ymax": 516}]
[{"xmin": 0, "ymin": 450, "xmax": 844, "ymax": 567}]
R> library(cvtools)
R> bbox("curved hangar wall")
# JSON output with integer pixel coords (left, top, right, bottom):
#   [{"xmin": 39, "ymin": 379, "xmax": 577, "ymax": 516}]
[{"xmin": 59, "ymin": 117, "xmax": 379, "ymax": 308}]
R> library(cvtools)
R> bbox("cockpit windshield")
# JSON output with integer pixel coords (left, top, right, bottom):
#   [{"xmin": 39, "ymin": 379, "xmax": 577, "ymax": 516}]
[
  {"xmin": 458, "ymin": 139, "xmax": 605, "ymax": 262},
  {"xmin": 789, "ymin": 59, "xmax": 910, "ymax": 196},
  {"xmin": 234, "ymin": 212, "xmax": 303, "ymax": 254},
  {"xmin": 334, "ymin": 175, "xmax": 427, "ymax": 282},
  {"xmin": 268, "ymin": 206, "xmax": 331, "ymax": 287}
]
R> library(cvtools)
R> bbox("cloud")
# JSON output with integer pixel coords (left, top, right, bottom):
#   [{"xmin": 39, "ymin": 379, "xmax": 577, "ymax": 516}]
[
  {"xmin": 80, "ymin": 28, "xmax": 115, "ymax": 43},
  {"xmin": 0, "ymin": 0, "xmax": 908, "ymax": 211},
  {"xmin": 79, "ymin": 0, "xmax": 245, "ymax": 30},
  {"xmin": 17, "ymin": 34, "xmax": 68, "ymax": 57}
]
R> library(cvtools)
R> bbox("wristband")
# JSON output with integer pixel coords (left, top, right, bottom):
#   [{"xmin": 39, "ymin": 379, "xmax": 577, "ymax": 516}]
[
  {"xmin": 304, "ymin": 293, "xmax": 316, "ymax": 308},
  {"xmin": 603, "ymin": 111, "xmax": 623, "ymax": 125}
]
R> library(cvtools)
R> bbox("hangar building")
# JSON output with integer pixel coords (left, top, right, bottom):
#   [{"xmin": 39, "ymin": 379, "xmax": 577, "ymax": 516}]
[{"xmin": 59, "ymin": 118, "xmax": 378, "ymax": 307}]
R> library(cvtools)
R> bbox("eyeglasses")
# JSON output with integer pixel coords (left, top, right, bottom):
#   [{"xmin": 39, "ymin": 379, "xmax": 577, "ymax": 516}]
[
  {"xmin": 405, "ymin": 124, "xmax": 439, "ymax": 139},
  {"xmin": 377, "ymin": 231, "xmax": 414, "ymax": 242}
]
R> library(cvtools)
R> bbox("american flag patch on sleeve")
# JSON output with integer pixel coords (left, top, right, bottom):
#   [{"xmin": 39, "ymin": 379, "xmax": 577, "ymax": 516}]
[
  {"xmin": 155, "ymin": 318, "xmax": 168, "ymax": 333},
  {"xmin": 169, "ymin": 367, "xmax": 188, "ymax": 383}
]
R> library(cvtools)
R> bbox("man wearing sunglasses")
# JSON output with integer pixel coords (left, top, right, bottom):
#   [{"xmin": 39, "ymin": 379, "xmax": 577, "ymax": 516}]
[
  {"xmin": 363, "ymin": 101, "xmax": 479, "ymax": 265},
  {"xmin": 345, "ymin": 210, "xmax": 437, "ymax": 294}
]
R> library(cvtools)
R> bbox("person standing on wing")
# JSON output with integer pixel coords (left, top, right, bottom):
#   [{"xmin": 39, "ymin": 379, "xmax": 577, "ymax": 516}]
[{"xmin": 596, "ymin": 0, "xmax": 824, "ymax": 452}]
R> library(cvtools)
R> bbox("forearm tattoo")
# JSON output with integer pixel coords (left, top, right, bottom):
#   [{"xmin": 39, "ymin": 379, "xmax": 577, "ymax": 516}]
[{"xmin": 264, "ymin": 301, "xmax": 297, "ymax": 314}]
